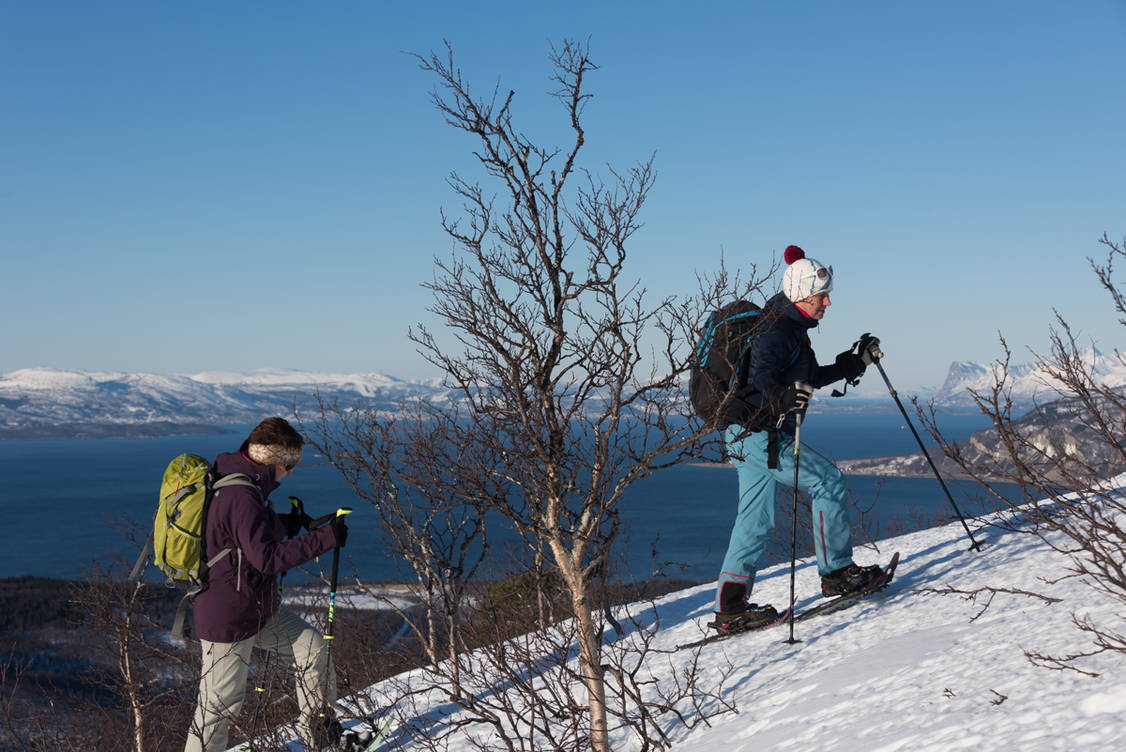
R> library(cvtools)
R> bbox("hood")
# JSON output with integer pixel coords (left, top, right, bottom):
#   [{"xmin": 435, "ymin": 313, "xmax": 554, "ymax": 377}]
[{"xmin": 213, "ymin": 451, "xmax": 279, "ymax": 497}]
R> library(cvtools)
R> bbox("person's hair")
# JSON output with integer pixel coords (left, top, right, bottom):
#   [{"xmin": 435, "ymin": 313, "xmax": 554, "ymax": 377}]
[{"xmin": 240, "ymin": 417, "xmax": 304, "ymax": 453}]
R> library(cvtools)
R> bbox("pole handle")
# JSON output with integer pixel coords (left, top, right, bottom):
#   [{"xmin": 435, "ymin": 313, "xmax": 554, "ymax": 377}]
[{"xmin": 310, "ymin": 506, "xmax": 353, "ymax": 530}]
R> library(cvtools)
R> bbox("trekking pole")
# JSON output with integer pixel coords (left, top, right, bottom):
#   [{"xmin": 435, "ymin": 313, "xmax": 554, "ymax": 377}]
[
  {"xmin": 872, "ymin": 359, "xmax": 982, "ymax": 551},
  {"xmin": 784, "ymin": 411, "xmax": 804, "ymax": 645},
  {"xmin": 317, "ymin": 507, "xmax": 353, "ymax": 731},
  {"xmin": 324, "ymin": 507, "xmax": 352, "ymax": 642}
]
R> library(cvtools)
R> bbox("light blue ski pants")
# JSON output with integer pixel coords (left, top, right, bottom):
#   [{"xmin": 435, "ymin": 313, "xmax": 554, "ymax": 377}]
[{"xmin": 716, "ymin": 424, "xmax": 854, "ymax": 610}]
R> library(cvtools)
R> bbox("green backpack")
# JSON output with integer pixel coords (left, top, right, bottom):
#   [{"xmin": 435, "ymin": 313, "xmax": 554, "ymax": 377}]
[{"xmin": 131, "ymin": 453, "xmax": 256, "ymax": 637}]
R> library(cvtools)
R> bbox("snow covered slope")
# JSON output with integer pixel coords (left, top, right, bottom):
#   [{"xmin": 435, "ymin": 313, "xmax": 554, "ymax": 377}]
[{"xmin": 295, "ymin": 476, "xmax": 1126, "ymax": 752}]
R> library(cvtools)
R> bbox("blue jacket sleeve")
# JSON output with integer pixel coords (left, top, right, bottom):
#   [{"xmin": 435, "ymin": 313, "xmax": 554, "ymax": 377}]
[{"xmin": 811, "ymin": 351, "xmax": 847, "ymax": 388}]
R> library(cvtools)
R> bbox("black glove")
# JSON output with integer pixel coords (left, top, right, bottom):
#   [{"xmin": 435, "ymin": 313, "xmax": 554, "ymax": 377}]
[
  {"xmin": 835, "ymin": 333, "xmax": 882, "ymax": 382},
  {"xmin": 282, "ymin": 508, "xmax": 314, "ymax": 538},
  {"xmin": 835, "ymin": 349, "xmax": 866, "ymax": 382},
  {"xmin": 779, "ymin": 381, "xmax": 813, "ymax": 414},
  {"xmin": 331, "ymin": 515, "xmax": 349, "ymax": 548},
  {"xmin": 858, "ymin": 333, "xmax": 882, "ymax": 366}
]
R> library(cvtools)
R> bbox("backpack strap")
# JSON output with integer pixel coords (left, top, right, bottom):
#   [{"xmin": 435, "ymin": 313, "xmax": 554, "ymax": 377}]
[
  {"xmin": 766, "ymin": 425, "xmax": 780, "ymax": 470},
  {"xmin": 170, "ymin": 591, "xmax": 196, "ymax": 640},
  {"xmin": 169, "ymin": 473, "xmax": 259, "ymax": 640},
  {"xmin": 170, "ymin": 546, "xmax": 239, "ymax": 640},
  {"xmin": 129, "ymin": 532, "xmax": 153, "ymax": 583},
  {"xmin": 212, "ymin": 473, "xmax": 256, "ymax": 492}
]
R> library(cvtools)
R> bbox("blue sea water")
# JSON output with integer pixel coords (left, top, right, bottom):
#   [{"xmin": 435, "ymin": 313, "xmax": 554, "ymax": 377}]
[{"xmin": 0, "ymin": 412, "xmax": 1005, "ymax": 583}]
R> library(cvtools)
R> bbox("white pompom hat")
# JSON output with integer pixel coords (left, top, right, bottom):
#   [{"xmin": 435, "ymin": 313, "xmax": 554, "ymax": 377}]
[{"xmin": 781, "ymin": 245, "xmax": 833, "ymax": 302}]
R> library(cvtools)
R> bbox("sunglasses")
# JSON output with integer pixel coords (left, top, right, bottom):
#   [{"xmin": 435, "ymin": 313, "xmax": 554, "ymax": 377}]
[{"xmin": 815, "ymin": 266, "xmax": 832, "ymax": 279}]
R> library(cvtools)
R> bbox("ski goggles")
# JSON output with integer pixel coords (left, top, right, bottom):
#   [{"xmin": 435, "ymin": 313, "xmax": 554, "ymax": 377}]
[{"xmin": 797, "ymin": 265, "xmax": 832, "ymax": 283}]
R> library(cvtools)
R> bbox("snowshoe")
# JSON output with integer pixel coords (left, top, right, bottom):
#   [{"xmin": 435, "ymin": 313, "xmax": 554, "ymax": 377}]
[
  {"xmin": 820, "ymin": 562, "xmax": 886, "ymax": 597},
  {"xmin": 711, "ymin": 602, "xmax": 780, "ymax": 635}
]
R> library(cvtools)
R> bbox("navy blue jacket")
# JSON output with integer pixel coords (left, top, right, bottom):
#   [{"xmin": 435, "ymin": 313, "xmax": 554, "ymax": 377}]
[{"xmin": 737, "ymin": 292, "xmax": 850, "ymax": 433}]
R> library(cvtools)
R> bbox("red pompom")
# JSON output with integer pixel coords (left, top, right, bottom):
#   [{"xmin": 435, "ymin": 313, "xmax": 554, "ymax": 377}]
[{"xmin": 784, "ymin": 245, "xmax": 805, "ymax": 265}]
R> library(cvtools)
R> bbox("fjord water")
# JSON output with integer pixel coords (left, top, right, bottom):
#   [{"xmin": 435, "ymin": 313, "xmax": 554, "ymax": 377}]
[{"xmin": 0, "ymin": 412, "xmax": 1003, "ymax": 582}]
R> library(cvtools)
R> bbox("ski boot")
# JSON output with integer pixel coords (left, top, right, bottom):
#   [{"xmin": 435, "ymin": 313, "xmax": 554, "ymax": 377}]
[
  {"xmin": 820, "ymin": 562, "xmax": 886, "ymax": 597},
  {"xmin": 711, "ymin": 602, "xmax": 779, "ymax": 635},
  {"xmin": 336, "ymin": 730, "xmax": 377, "ymax": 752},
  {"xmin": 313, "ymin": 714, "xmax": 377, "ymax": 752},
  {"xmin": 312, "ymin": 723, "xmax": 376, "ymax": 752}
]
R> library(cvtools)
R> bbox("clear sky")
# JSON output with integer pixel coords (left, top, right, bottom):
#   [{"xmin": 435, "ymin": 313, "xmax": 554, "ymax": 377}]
[{"xmin": 3, "ymin": 1, "xmax": 1124, "ymax": 392}]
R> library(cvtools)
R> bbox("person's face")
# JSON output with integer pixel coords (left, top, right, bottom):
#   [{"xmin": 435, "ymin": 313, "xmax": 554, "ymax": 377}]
[
  {"xmin": 274, "ymin": 463, "xmax": 294, "ymax": 481},
  {"xmin": 796, "ymin": 291, "xmax": 831, "ymax": 320}
]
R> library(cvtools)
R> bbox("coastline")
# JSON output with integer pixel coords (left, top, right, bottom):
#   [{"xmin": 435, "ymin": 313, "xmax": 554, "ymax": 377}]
[{"xmin": 692, "ymin": 455, "xmax": 987, "ymax": 481}]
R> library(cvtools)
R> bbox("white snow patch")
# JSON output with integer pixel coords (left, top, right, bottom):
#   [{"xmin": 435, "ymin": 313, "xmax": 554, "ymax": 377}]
[{"xmin": 1080, "ymin": 684, "xmax": 1126, "ymax": 716}]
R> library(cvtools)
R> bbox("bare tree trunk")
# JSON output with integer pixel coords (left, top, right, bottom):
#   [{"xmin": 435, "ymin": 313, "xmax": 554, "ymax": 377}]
[{"xmin": 117, "ymin": 588, "xmax": 147, "ymax": 752}]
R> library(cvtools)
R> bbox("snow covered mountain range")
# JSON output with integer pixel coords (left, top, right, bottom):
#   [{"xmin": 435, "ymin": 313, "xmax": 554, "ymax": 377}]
[
  {"xmin": 2, "ymin": 349, "xmax": 1123, "ymax": 438},
  {"xmin": 0, "ymin": 367, "xmax": 451, "ymax": 438}
]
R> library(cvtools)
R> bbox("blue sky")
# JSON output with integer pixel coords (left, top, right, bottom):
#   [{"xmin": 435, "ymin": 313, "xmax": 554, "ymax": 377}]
[{"xmin": 3, "ymin": 1, "xmax": 1124, "ymax": 392}]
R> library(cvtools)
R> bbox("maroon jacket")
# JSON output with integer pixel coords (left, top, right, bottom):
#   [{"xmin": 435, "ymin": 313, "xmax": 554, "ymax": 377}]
[{"xmin": 191, "ymin": 451, "xmax": 340, "ymax": 643}]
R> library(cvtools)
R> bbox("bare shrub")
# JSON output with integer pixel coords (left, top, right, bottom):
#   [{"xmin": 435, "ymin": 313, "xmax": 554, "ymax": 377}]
[
  {"xmin": 921, "ymin": 234, "xmax": 1126, "ymax": 674},
  {"xmin": 0, "ymin": 574, "xmax": 199, "ymax": 752}
]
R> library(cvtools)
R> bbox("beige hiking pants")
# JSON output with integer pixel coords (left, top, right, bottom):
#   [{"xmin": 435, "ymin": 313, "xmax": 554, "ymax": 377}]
[{"xmin": 184, "ymin": 607, "xmax": 336, "ymax": 752}]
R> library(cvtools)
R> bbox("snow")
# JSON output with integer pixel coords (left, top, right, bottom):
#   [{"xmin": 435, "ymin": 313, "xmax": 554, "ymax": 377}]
[
  {"xmin": 642, "ymin": 521, "xmax": 1126, "ymax": 752},
  {"xmin": 1, "ymin": 367, "xmax": 106, "ymax": 390},
  {"xmin": 282, "ymin": 583, "xmax": 421, "ymax": 613},
  {"xmin": 1080, "ymin": 684, "xmax": 1126, "ymax": 716},
  {"xmin": 936, "ymin": 348, "xmax": 1126, "ymax": 408},
  {"xmin": 0, "ymin": 366, "xmax": 446, "ymax": 430},
  {"xmin": 249, "ymin": 475, "xmax": 1126, "ymax": 752},
  {"xmin": 191, "ymin": 368, "xmax": 406, "ymax": 390}
]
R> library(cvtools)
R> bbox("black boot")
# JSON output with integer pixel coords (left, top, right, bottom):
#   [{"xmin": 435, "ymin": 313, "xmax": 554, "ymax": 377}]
[
  {"xmin": 310, "ymin": 713, "xmax": 344, "ymax": 751},
  {"xmin": 712, "ymin": 602, "xmax": 780, "ymax": 634},
  {"xmin": 820, "ymin": 563, "xmax": 885, "ymax": 597}
]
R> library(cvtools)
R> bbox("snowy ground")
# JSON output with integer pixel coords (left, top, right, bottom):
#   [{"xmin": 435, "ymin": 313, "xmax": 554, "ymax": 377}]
[
  {"xmin": 282, "ymin": 583, "xmax": 421, "ymax": 613},
  {"xmin": 252, "ymin": 476, "xmax": 1126, "ymax": 751}
]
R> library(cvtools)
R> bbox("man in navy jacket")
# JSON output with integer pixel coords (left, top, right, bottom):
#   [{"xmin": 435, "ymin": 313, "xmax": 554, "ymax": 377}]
[{"xmin": 713, "ymin": 246, "xmax": 885, "ymax": 634}]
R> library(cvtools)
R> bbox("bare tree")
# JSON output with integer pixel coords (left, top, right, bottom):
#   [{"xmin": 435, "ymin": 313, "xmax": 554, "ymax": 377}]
[
  {"xmin": 407, "ymin": 40, "xmax": 769, "ymax": 751},
  {"xmin": 309, "ymin": 40, "xmax": 767, "ymax": 751},
  {"xmin": 307, "ymin": 399, "xmax": 493, "ymax": 676},
  {"xmin": 0, "ymin": 573, "xmax": 201, "ymax": 752},
  {"xmin": 922, "ymin": 234, "xmax": 1126, "ymax": 674}
]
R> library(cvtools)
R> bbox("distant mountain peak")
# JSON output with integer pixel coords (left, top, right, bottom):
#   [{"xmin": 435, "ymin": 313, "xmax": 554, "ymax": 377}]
[{"xmin": 934, "ymin": 350, "xmax": 1126, "ymax": 408}]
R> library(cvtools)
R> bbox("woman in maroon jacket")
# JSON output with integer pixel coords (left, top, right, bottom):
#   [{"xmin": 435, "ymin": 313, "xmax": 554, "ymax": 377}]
[{"xmin": 185, "ymin": 418, "xmax": 347, "ymax": 752}]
